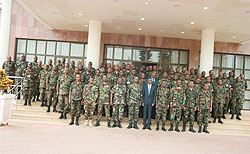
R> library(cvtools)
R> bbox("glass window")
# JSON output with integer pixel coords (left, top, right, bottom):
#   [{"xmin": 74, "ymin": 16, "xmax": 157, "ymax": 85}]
[
  {"xmin": 172, "ymin": 65, "xmax": 179, "ymax": 71},
  {"xmin": 46, "ymin": 41, "xmax": 56, "ymax": 55},
  {"xmin": 147, "ymin": 50, "xmax": 160, "ymax": 62},
  {"xmin": 235, "ymin": 69, "xmax": 243, "ymax": 77},
  {"xmin": 37, "ymin": 56, "xmax": 45, "ymax": 65},
  {"xmin": 243, "ymin": 101, "xmax": 250, "ymax": 110},
  {"xmin": 245, "ymin": 56, "xmax": 250, "ymax": 69},
  {"xmin": 213, "ymin": 68, "xmax": 219, "ymax": 77},
  {"xmin": 222, "ymin": 54, "xmax": 234, "ymax": 68},
  {"xmin": 171, "ymin": 50, "xmax": 179, "ymax": 64},
  {"xmin": 245, "ymin": 71, "xmax": 250, "ymax": 79},
  {"xmin": 235, "ymin": 55, "xmax": 244, "ymax": 69},
  {"xmin": 123, "ymin": 47, "xmax": 132, "ymax": 60},
  {"xmin": 56, "ymin": 42, "xmax": 70, "ymax": 56},
  {"xmin": 16, "ymin": 54, "xmax": 23, "ymax": 61},
  {"xmin": 37, "ymin": 41, "xmax": 46, "ymax": 54},
  {"xmin": 213, "ymin": 53, "xmax": 221, "ymax": 67},
  {"xmin": 84, "ymin": 59, "xmax": 87, "ymax": 67},
  {"xmin": 133, "ymin": 48, "xmax": 146, "ymax": 61},
  {"xmin": 106, "ymin": 60, "xmax": 112, "ymax": 65},
  {"xmin": 114, "ymin": 61, "xmax": 122, "ymax": 66},
  {"xmin": 71, "ymin": 43, "xmax": 84, "ymax": 57},
  {"xmin": 179, "ymin": 51, "xmax": 188, "ymax": 64},
  {"xmin": 70, "ymin": 58, "xmax": 83, "ymax": 64},
  {"xmin": 221, "ymin": 69, "xmax": 233, "ymax": 75},
  {"xmin": 27, "ymin": 40, "xmax": 36, "ymax": 54},
  {"xmin": 105, "ymin": 46, "xmax": 113, "ymax": 59},
  {"xmin": 26, "ymin": 55, "xmax": 33, "ymax": 62},
  {"xmin": 245, "ymin": 91, "xmax": 250, "ymax": 100},
  {"xmin": 45, "ymin": 56, "xmax": 54, "ymax": 65},
  {"xmin": 17, "ymin": 39, "xmax": 26, "ymax": 53},
  {"xmin": 84, "ymin": 44, "xmax": 88, "ymax": 57},
  {"xmin": 114, "ymin": 46, "xmax": 123, "ymax": 60}
]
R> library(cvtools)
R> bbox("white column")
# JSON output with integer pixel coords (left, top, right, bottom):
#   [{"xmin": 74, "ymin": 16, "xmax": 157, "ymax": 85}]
[
  {"xmin": 0, "ymin": 0, "xmax": 12, "ymax": 66},
  {"xmin": 87, "ymin": 21, "xmax": 102, "ymax": 69},
  {"xmin": 199, "ymin": 29, "xmax": 215, "ymax": 75}
]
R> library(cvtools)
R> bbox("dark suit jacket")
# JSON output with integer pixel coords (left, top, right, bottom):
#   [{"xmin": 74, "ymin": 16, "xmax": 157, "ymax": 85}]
[
  {"xmin": 145, "ymin": 78, "xmax": 158, "ymax": 88},
  {"xmin": 142, "ymin": 83, "xmax": 156, "ymax": 105}
]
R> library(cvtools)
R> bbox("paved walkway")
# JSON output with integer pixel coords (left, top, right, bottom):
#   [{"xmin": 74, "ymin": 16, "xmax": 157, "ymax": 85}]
[{"xmin": 1, "ymin": 120, "xmax": 250, "ymax": 154}]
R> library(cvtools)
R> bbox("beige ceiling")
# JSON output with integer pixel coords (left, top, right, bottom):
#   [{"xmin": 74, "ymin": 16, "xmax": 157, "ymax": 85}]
[{"xmin": 20, "ymin": 0, "xmax": 250, "ymax": 43}]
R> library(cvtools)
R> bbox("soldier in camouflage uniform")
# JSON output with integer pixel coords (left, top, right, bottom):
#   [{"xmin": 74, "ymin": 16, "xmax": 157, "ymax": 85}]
[
  {"xmin": 31, "ymin": 56, "xmax": 39, "ymax": 101},
  {"xmin": 46, "ymin": 65, "xmax": 59, "ymax": 112},
  {"xmin": 82, "ymin": 78, "xmax": 98, "ymax": 126},
  {"xmin": 95, "ymin": 75, "xmax": 111, "ymax": 127},
  {"xmin": 155, "ymin": 81, "xmax": 170, "ymax": 131},
  {"xmin": 83, "ymin": 66, "xmax": 94, "ymax": 84},
  {"xmin": 169, "ymin": 80, "xmax": 185, "ymax": 132},
  {"xmin": 126, "ymin": 69, "xmax": 137, "ymax": 86},
  {"xmin": 39, "ymin": 65, "xmax": 49, "ymax": 107},
  {"xmin": 69, "ymin": 74, "xmax": 84, "ymax": 126},
  {"xmin": 48, "ymin": 59, "xmax": 53, "ymax": 72},
  {"xmin": 35, "ymin": 61, "xmax": 43, "ymax": 101},
  {"xmin": 158, "ymin": 72, "xmax": 170, "ymax": 89},
  {"xmin": 213, "ymin": 79, "xmax": 226, "ymax": 124},
  {"xmin": 197, "ymin": 83, "xmax": 213, "ymax": 133},
  {"xmin": 111, "ymin": 78, "xmax": 127, "ymax": 128},
  {"xmin": 15, "ymin": 55, "xmax": 28, "ymax": 99},
  {"xmin": 126, "ymin": 76, "xmax": 142, "ymax": 129},
  {"xmin": 57, "ymin": 67, "xmax": 73, "ymax": 119},
  {"xmin": 119, "ymin": 70, "xmax": 127, "ymax": 85},
  {"xmin": 93, "ymin": 69, "xmax": 102, "ymax": 86},
  {"xmin": 222, "ymin": 73, "xmax": 231, "ymax": 118},
  {"xmin": 182, "ymin": 81, "xmax": 197, "ymax": 133},
  {"xmin": 107, "ymin": 67, "xmax": 116, "ymax": 87},
  {"xmin": 23, "ymin": 63, "xmax": 35, "ymax": 106},
  {"xmin": 231, "ymin": 77, "xmax": 245, "ymax": 120},
  {"xmin": 2, "ymin": 56, "xmax": 15, "ymax": 76}
]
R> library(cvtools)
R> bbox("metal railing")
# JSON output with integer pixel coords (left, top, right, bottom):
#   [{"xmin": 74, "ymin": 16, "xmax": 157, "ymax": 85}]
[{"xmin": 6, "ymin": 76, "xmax": 24, "ymax": 99}]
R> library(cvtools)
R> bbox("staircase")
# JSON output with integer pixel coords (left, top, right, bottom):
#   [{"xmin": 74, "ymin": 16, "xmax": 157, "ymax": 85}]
[{"xmin": 11, "ymin": 100, "xmax": 250, "ymax": 136}]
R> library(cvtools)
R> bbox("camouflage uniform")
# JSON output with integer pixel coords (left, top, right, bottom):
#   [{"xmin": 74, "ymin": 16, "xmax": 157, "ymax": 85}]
[
  {"xmin": 158, "ymin": 78, "xmax": 171, "ymax": 89},
  {"xmin": 31, "ymin": 62, "xmax": 39, "ymax": 99},
  {"xmin": 198, "ymin": 90, "xmax": 212, "ymax": 127},
  {"xmin": 48, "ymin": 64, "xmax": 53, "ymax": 72},
  {"xmin": 58, "ymin": 74, "xmax": 73, "ymax": 114},
  {"xmin": 39, "ymin": 69, "xmax": 48, "ymax": 103},
  {"xmin": 111, "ymin": 84, "xmax": 127, "ymax": 122},
  {"xmin": 70, "ymin": 81, "xmax": 84, "ymax": 117},
  {"xmin": 156, "ymin": 87, "xmax": 170, "ymax": 124},
  {"xmin": 127, "ymin": 83, "xmax": 142, "ymax": 123},
  {"xmin": 169, "ymin": 87, "xmax": 185, "ymax": 124},
  {"xmin": 83, "ymin": 72, "xmax": 93, "ymax": 84},
  {"xmin": 2, "ymin": 61, "xmax": 15, "ymax": 76},
  {"xmin": 23, "ymin": 68, "xmax": 35, "ymax": 101},
  {"xmin": 183, "ymin": 87, "xmax": 197, "ymax": 126},
  {"xmin": 82, "ymin": 84, "xmax": 98, "ymax": 120},
  {"xmin": 47, "ymin": 71, "xmax": 59, "ymax": 107},
  {"xmin": 107, "ymin": 73, "xmax": 116, "ymax": 87},
  {"xmin": 231, "ymin": 82, "xmax": 245, "ymax": 115},
  {"xmin": 93, "ymin": 74, "xmax": 102, "ymax": 87},
  {"xmin": 15, "ymin": 60, "xmax": 28, "ymax": 77},
  {"xmin": 97, "ymin": 82, "xmax": 111, "ymax": 121},
  {"xmin": 213, "ymin": 85, "xmax": 226, "ymax": 118}
]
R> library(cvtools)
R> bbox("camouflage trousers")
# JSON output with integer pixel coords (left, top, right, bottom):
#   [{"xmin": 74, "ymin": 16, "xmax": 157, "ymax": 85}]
[
  {"xmin": 128, "ymin": 103, "xmax": 140, "ymax": 123},
  {"xmin": 47, "ymin": 85, "xmax": 57, "ymax": 107},
  {"xmin": 113, "ymin": 104, "xmax": 124, "ymax": 121},
  {"xmin": 231, "ymin": 97, "xmax": 244, "ymax": 114},
  {"xmin": 170, "ymin": 107, "xmax": 182, "ymax": 124},
  {"xmin": 71, "ymin": 100, "xmax": 81, "ymax": 117},
  {"xmin": 84, "ymin": 103, "xmax": 96, "ymax": 120},
  {"xmin": 183, "ymin": 107, "xmax": 195, "ymax": 125},
  {"xmin": 33, "ymin": 81, "xmax": 40, "ymax": 97},
  {"xmin": 213, "ymin": 101, "xmax": 224, "ymax": 118},
  {"xmin": 156, "ymin": 104, "xmax": 167, "ymax": 124},
  {"xmin": 58, "ymin": 94, "xmax": 70, "ymax": 113},
  {"xmin": 198, "ymin": 109, "xmax": 210, "ymax": 127},
  {"xmin": 39, "ymin": 88, "xmax": 47, "ymax": 102},
  {"xmin": 97, "ymin": 104, "xmax": 110, "ymax": 121},
  {"xmin": 23, "ymin": 85, "xmax": 33, "ymax": 101},
  {"xmin": 223, "ymin": 96, "xmax": 230, "ymax": 114}
]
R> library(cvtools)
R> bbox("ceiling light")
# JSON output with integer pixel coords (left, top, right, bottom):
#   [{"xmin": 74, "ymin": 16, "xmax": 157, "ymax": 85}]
[
  {"xmin": 85, "ymin": 24, "xmax": 88, "ymax": 27},
  {"xmin": 138, "ymin": 28, "xmax": 142, "ymax": 31},
  {"xmin": 203, "ymin": 6, "xmax": 208, "ymax": 10},
  {"xmin": 141, "ymin": 17, "xmax": 145, "ymax": 21},
  {"xmin": 233, "ymin": 36, "xmax": 236, "ymax": 39},
  {"xmin": 78, "ymin": 13, "xmax": 83, "ymax": 16},
  {"xmin": 145, "ymin": 2, "xmax": 149, "ymax": 5},
  {"xmin": 181, "ymin": 32, "xmax": 185, "ymax": 34},
  {"xmin": 190, "ymin": 21, "xmax": 195, "ymax": 25}
]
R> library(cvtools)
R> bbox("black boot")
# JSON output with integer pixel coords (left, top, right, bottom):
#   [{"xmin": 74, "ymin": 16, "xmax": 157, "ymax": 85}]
[
  {"xmin": 75, "ymin": 117, "xmax": 79, "ymax": 126},
  {"xmin": 53, "ymin": 106, "xmax": 57, "ymax": 112},
  {"xmin": 189, "ymin": 125, "xmax": 196, "ymax": 133},
  {"xmin": 118, "ymin": 120, "xmax": 122, "ymax": 128},
  {"xmin": 112, "ymin": 121, "xmax": 117, "ymax": 128},
  {"xmin": 218, "ymin": 117, "xmax": 223, "ymax": 124},
  {"xmin": 32, "ymin": 97, "xmax": 36, "ymax": 102},
  {"xmin": 40, "ymin": 100, "xmax": 44, "ymax": 107},
  {"xmin": 182, "ymin": 123, "xmax": 186, "ymax": 132},
  {"xmin": 28, "ymin": 100, "xmax": 31, "ymax": 106},
  {"xmin": 107, "ymin": 120, "xmax": 111, "ymax": 128},
  {"xmin": 46, "ymin": 105, "xmax": 50, "ymax": 112},
  {"xmin": 168, "ymin": 123, "xmax": 173, "ymax": 131},
  {"xmin": 162, "ymin": 122, "xmax": 166, "ymax": 131},
  {"xmin": 134, "ymin": 121, "xmax": 139, "ymax": 129},
  {"xmin": 95, "ymin": 120, "xmax": 100, "ymax": 127},
  {"xmin": 222, "ymin": 114, "xmax": 226, "ymax": 119},
  {"xmin": 198, "ymin": 126, "xmax": 202, "ymax": 133},
  {"xmin": 69, "ymin": 117, "xmax": 74, "ymax": 125},
  {"xmin": 63, "ymin": 113, "xmax": 67, "ymax": 119},
  {"xmin": 230, "ymin": 114, "xmax": 234, "ymax": 119},
  {"xmin": 36, "ymin": 96, "xmax": 40, "ymax": 101},
  {"xmin": 127, "ymin": 122, "xmax": 132, "ymax": 129},
  {"xmin": 24, "ymin": 100, "xmax": 27, "ymax": 106},
  {"xmin": 44, "ymin": 100, "xmax": 48, "ymax": 107},
  {"xmin": 203, "ymin": 125, "xmax": 210, "ymax": 133},
  {"xmin": 236, "ymin": 113, "xmax": 241, "ymax": 120},
  {"xmin": 59, "ymin": 112, "xmax": 63, "ymax": 119},
  {"xmin": 156, "ymin": 122, "xmax": 159, "ymax": 131},
  {"xmin": 175, "ymin": 123, "xmax": 180, "ymax": 132},
  {"xmin": 239, "ymin": 111, "xmax": 242, "ymax": 115},
  {"xmin": 213, "ymin": 117, "xmax": 216, "ymax": 123}
]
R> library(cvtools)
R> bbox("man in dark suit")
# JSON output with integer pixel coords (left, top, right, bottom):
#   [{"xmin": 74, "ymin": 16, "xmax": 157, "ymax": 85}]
[{"xmin": 142, "ymin": 78, "xmax": 156, "ymax": 130}]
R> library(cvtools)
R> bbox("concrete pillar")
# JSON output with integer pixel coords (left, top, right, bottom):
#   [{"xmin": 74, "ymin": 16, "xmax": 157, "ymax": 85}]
[
  {"xmin": 0, "ymin": 0, "xmax": 12, "ymax": 66},
  {"xmin": 199, "ymin": 29, "xmax": 215, "ymax": 75},
  {"xmin": 86, "ymin": 21, "xmax": 102, "ymax": 69}
]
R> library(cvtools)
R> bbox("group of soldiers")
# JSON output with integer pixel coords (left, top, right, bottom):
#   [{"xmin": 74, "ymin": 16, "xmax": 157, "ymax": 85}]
[{"xmin": 2, "ymin": 55, "xmax": 248, "ymax": 134}]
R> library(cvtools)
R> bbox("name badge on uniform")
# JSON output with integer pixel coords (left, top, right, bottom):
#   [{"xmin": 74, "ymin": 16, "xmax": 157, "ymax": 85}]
[{"xmin": 27, "ymin": 75, "xmax": 31, "ymax": 78}]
